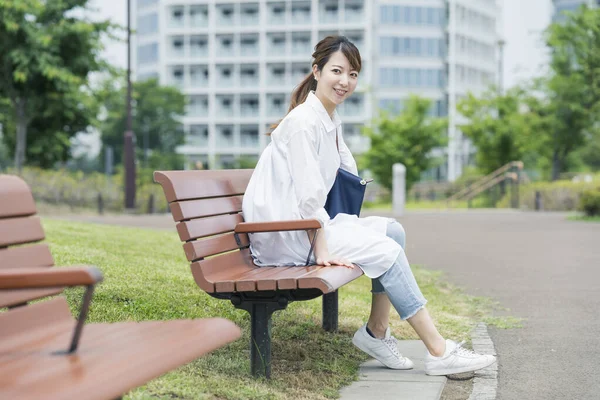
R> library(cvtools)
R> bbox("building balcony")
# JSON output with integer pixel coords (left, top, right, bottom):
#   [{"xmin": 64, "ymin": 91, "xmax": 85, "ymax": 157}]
[
  {"xmin": 240, "ymin": 134, "xmax": 259, "ymax": 148},
  {"xmin": 345, "ymin": 10, "xmax": 364, "ymax": 23},
  {"xmin": 240, "ymin": 45, "xmax": 259, "ymax": 57},
  {"xmin": 190, "ymin": 47, "xmax": 208, "ymax": 58},
  {"xmin": 267, "ymin": 105, "xmax": 286, "ymax": 117},
  {"xmin": 319, "ymin": 12, "xmax": 339, "ymax": 24},
  {"xmin": 292, "ymin": 42, "xmax": 311, "ymax": 54},
  {"xmin": 240, "ymin": 14, "xmax": 259, "ymax": 26},
  {"xmin": 216, "ymin": 134, "xmax": 234, "ymax": 148},
  {"xmin": 291, "ymin": 12, "xmax": 311, "ymax": 24},
  {"xmin": 240, "ymin": 106, "xmax": 259, "ymax": 118}
]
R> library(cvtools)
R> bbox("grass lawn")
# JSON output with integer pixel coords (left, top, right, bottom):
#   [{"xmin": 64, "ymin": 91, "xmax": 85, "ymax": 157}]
[
  {"xmin": 567, "ymin": 214, "xmax": 600, "ymax": 222},
  {"xmin": 44, "ymin": 218, "xmax": 508, "ymax": 400}
]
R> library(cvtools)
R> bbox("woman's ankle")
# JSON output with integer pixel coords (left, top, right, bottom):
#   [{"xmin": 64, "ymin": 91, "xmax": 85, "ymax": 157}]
[
  {"xmin": 366, "ymin": 322, "xmax": 387, "ymax": 339},
  {"xmin": 428, "ymin": 338, "xmax": 446, "ymax": 357}
]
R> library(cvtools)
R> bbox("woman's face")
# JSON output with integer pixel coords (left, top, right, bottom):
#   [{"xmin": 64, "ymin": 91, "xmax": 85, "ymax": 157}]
[{"xmin": 313, "ymin": 50, "xmax": 359, "ymax": 114}]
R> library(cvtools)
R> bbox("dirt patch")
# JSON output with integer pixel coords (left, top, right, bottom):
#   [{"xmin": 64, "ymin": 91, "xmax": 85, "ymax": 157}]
[{"xmin": 440, "ymin": 372, "xmax": 475, "ymax": 400}]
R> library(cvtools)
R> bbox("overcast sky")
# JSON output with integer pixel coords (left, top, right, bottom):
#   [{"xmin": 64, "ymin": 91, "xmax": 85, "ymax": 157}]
[{"xmin": 89, "ymin": 0, "xmax": 554, "ymax": 89}]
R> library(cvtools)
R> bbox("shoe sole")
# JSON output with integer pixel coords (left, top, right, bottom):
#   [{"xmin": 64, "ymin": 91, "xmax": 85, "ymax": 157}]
[
  {"xmin": 425, "ymin": 357, "xmax": 497, "ymax": 376},
  {"xmin": 352, "ymin": 333, "xmax": 414, "ymax": 370}
]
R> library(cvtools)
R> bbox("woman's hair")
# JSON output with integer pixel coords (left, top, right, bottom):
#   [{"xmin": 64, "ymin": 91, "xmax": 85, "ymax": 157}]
[{"xmin": 268, "ymin": 35, "xmax": 361, "ymax": 134}]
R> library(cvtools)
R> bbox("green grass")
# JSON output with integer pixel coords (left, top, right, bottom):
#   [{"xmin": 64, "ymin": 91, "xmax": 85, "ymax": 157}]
[
  {"xmin": 44, "ymin": 218, "xmax": 510, "ymax": 400},
  {"xmin": 363, "ymin": 200, "xmax": 469, "ymax": 210},
  {"xmin": 568, "ymin": 214, "xmax": 600, "ymax": 222}
]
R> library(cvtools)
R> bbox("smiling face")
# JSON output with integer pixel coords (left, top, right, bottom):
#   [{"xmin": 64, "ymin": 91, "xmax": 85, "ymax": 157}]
[{"xmin": 313, "ymin": 50, "xmax": 359, "ymax": 116}]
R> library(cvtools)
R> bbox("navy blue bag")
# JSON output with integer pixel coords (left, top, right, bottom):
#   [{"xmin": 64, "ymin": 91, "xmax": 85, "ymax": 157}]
[
  {"xmin": 324, "ymin": 168, "xmax": 370, "ymax": 218},
  {"xmin": 324, "ymin": 130, "xmax": 372, "ymax": 218}
]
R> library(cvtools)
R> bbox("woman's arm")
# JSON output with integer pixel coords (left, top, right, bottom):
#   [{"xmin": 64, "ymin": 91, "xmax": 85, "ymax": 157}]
[{"xmin": 311, "ymin": 229, "xmax": 353, "ymax": 268}]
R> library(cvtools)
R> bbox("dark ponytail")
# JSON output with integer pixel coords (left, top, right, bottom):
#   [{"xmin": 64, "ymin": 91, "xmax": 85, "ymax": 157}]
[{"xmin": 268, "ymin": 35, "xmax": 361, "ymax": 134}]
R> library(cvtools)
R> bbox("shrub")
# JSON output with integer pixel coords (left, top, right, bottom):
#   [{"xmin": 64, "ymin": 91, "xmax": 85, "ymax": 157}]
[
  {"xmin": 8, "ymin": 167, "xmax": 168, "ymax": 214},
  {"xmin": 497, "ymin": 180, "xmax": 596, "ymax": 211},
  {"xmin": 578, "ymin": 187, "xmax": 600, "ymax": 216}
]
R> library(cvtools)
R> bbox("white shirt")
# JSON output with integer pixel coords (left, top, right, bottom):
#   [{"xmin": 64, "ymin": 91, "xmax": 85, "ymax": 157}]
[{"xmin": 242, "ymin": 92, "xmax": 401, "ymax": 278}]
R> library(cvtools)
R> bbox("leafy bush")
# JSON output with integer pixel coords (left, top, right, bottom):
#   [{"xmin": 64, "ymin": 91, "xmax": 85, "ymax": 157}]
[
  {"xmin": 578, "ymin": 187, "xmax": 600, "ymax": 216},
  {"xmin": 8, "ymin": 167, "xmax": 168, "ymax": 214},
  {"xmin": 497, "ymin": 179, "xmax": 596, "ymax": 211}
]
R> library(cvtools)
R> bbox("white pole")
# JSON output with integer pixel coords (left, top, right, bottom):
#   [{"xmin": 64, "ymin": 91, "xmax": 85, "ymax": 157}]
[{"xmin": 392, "ymin": 163, "xmax": 406, "ymax": 216}]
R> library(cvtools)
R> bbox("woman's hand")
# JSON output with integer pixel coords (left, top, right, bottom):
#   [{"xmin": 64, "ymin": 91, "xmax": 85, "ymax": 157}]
[
  {"xmin": 316, "ymin": 255, "xmax": 354, "ymax": 268},
  {"xmin": 311, "ymin": 228, "xmax": 354, "ymax": 268}
]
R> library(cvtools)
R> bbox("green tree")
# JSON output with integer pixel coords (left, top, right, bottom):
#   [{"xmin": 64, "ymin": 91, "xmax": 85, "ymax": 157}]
[
  {"xmin": 362, "ymin": 96, "xmax": 447, "ymax": 191},
  {"xmin": 98, "ymin": 76, "xmax": 186, "ymax": 170},
  {"xmin": 0, "ymin": 0, "xmax": 112, "ymax": 170},
  {"xmin": 457, "ymin": 86, "xmax": 542, "ymax": 174},
  {"xmin": 543, "ymin": 4, "xmax": 600, "ymax": 179}
]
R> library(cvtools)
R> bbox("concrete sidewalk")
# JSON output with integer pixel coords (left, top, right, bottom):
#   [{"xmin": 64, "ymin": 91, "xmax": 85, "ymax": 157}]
[{"xmin": 339, "ymin": 341, "xmax": 446, "ymax": 400}]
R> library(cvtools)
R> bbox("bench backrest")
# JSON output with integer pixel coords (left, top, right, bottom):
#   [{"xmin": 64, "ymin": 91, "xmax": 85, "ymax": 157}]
[
  {"xmin": 154, "ymin": 170, "xmax": 254, "ymax": 293},
  {"xmin": 0, "ymin": 175, "xmax": 61, "ymax": 307}
]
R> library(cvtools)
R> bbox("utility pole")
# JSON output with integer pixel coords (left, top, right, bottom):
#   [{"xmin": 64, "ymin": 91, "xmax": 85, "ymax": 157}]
[{"xmin": 124, "ymin": 0, "xmax": 136, "ymax": 209}]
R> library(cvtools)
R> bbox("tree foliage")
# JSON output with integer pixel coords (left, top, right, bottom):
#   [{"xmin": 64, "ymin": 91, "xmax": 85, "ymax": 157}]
[
  {"xmin": 98, "ymin": 76, "xmax": 187, "ymax": 170},
  {"xmin": 0, "ymin": 0, "xmax": 113, "ymax": 170},
  {"xmin": 457, "ymin": 86, "xmax": 543, "ymax": 174},
  {"xmin": 542, "ymin": 4, "xmax": 600, "ymax": 178},
  {"xmin": 362, "ymin": 96, "xmax": 447, "ymax": 191}
]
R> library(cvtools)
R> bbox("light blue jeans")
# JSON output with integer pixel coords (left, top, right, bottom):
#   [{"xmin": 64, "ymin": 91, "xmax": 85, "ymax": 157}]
[{"xmin": 371, "ymin": 219, "xmax": 427, "ymax": 320}]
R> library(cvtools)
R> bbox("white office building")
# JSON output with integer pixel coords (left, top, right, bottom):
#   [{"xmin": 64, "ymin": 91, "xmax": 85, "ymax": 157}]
[{"xmin": 133, "ymin": 0, "xmax": 501, "ymax": 181}]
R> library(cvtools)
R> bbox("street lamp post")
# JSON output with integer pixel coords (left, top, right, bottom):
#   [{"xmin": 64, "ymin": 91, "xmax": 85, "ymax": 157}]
[
  {"xmin": 124, "ymin": 0, "xmax": 136, "ymax": 209},
  {"xmin": 497, "ymin": 38, "xmax": 506, "ymax": 94}
]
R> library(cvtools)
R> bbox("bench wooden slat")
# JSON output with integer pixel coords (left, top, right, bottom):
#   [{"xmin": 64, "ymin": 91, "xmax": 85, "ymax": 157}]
[
  {"xmin": 170, "ymin": 196, "xmax": 243, "ymax": 222},
  {"xmin": 0, "ymin": 216, "xmax": 45, "ymax": 247},
  {"xmin": 0, "ymin": 288, "xmax": 63, "ymax": 308},
  {"xmin": 183, "ymin": 232, "xmax": 249, "ymax": 261},
  {"xmin": 0, "ymin": 175, "xmax": 37, "ymax": 218},
  {"xmin": 176, "ymin": 214, "xmax": 243, "ymax": 242},
  {"xmin": 191, "ymin": 250, "xmax": 255, "ymax": 293},
  {"xmin": 0, "ymin": 244, "xmax": 54, "ymax": 269},
  {"xmin": 0, "ymin": 317, "xmax": 241, "ymax": 400},
  {"xmin": 297, "ymin": 264, "xmax": 363, "ymax": 294},
  {"xmin": 154, "ymin": 170, "xmax": 253, "ymax": 202},
  {"xmin": 0, "ymin": 297, "xmax": 72, "ymax": 339}
]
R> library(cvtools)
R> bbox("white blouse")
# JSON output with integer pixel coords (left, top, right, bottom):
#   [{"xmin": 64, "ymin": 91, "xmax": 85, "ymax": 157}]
[{"xmin": 242, "ymin": 92, "xmax": 402, "ymax": 278}]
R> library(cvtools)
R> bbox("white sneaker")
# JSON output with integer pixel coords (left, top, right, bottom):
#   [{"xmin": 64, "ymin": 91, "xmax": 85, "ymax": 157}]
[
  {"xmin": 424, "ymin": 339, "xmax": 496, "ymax": 376},
  {"xmin": 352, "ymin": 324, "xmax": 414, "ymax": 370}
]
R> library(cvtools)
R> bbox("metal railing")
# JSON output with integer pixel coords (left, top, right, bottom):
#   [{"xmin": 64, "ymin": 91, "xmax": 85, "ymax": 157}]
[{"xmin": 446, "ymin": 161, "xmax": 525, "ymax": 208}]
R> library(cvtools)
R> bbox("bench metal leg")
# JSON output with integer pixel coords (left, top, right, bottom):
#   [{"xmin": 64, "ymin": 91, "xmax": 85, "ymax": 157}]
[
  {"xmin": 322, "ymin": 291, "xmax": 338, "ymax": 332},
  {"xmin": 231, "ymin": 294, "xmax": 289, "ymax": 378}
]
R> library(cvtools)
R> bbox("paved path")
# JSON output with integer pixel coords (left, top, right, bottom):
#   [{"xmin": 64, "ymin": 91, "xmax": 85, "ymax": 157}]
[
  {"xmin": 389, "ymin": 210, "xmax": 600, "ymax": 400},
  {"xmin": 54, "ymin": 210, "xmax": 600, "ymax": 399},
  {"xmin": 339, "ymin": 341, "xmax": 446, "ymax": 400}
]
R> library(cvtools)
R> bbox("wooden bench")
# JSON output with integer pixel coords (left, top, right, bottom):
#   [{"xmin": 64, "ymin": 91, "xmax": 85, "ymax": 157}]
[
  {"xmin": 154, "ymin": 169, "xmax": 364, "ymax": 378},
  {"xmin": 0, "ymin": 175, "xmax": 242, "ymax": 400}
]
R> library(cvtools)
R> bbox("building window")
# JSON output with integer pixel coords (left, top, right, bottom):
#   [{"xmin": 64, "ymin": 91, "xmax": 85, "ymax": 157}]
[
  {"xmin": 137, "ymin": 13, "xmax": 158, "ymax": 35},
  {"xmin": 380, "ymin": 5, "xmax": 445, "ymax": 26},
  {"xmin": 379, "ymin": 67, "xmax": 446, "ymax": 88},
  {"xmin": 137, "ymin": 43, "xmax": 158, "ymax": 64}
]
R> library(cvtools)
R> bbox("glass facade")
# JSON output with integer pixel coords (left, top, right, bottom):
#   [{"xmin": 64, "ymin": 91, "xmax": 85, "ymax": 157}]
[
  {"xmin": 137, "ymin": 13, "xmax": 158, "ymax": 35},
  {"xmin": 137, "ymin": 43, "xmax": 158, "ymax": 64},
  {"xmin": 380, "ymin": 6, "xmax": 446, "ymax": 26},
  {"xmin": 379, "ymin": 68, "xmax": 446, "ymax": 88},
  {"xmin": 380, "ymin": 37, "xmax": 446, "ymax": 58}
]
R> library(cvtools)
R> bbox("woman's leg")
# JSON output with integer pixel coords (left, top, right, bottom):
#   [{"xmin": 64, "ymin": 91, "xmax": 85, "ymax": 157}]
[
  {"xmin": 375, "ymin": 245, "xmax": 446, "ymax": 357},
  {"xmin": 367, "ymin": 219, "xmax": 404, "ymax": 338}
]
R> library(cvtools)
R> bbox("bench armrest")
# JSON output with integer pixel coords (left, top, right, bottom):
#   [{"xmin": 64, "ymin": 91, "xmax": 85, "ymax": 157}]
[
  {"xmin": 0, "ymin": 267, "xmax": 103, "ymax": 290},
  {"xmin": 235, "ymin": 220, "xmax": 322, "ymax": 266},
  {"xmin": 235, "ymin": 219, "xmax": 321, "ymax": 234},
  {"xmin": 0, "ymin": 266, "xmax": 104, "ymax": 355}
]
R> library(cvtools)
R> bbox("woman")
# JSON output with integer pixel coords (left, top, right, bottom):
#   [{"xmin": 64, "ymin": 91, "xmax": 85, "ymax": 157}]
[{"xmin": 242, "ymin": 35, "xmax": 495, "ymax": 376}]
